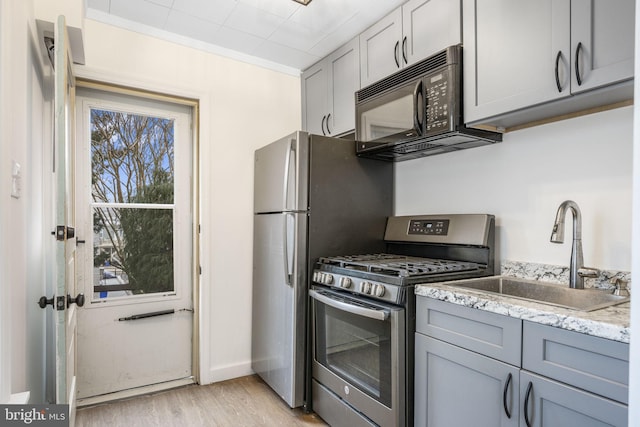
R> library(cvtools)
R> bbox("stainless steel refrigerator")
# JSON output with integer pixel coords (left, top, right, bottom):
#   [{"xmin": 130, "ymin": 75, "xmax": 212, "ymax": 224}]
[{"xmin": 252, "ymin": 131, "xmax": 393, "ymax": 408}]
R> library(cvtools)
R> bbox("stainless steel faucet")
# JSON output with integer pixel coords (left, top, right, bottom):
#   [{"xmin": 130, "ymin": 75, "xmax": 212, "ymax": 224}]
[{"xmin": 550, "ymin": 200, "xmax": 598, "ymax": 289}]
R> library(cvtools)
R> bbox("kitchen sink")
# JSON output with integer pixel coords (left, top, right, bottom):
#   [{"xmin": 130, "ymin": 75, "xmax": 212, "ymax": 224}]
[{"xmin": 442, "ymin": 276, "xmax": 630, "ymax": 311}]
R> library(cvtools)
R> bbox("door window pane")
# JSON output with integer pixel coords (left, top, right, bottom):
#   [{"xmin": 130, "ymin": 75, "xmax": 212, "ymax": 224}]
[
  {"xmin": 91, "ymin": 109, "xmax": 174, "ymax": 204},
  {"xmin": 90, "ymin": 108, "xmax": 176, "ymax": 299}
]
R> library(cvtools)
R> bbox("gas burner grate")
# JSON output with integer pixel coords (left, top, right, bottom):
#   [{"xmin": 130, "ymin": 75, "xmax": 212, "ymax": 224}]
[{"xmin": 318, "ymin": 254, "xmax": 482, "ymax": 278}]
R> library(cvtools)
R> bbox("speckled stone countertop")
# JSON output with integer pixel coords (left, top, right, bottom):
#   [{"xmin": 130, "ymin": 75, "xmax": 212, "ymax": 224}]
[{"xmin": 414, "ymin": 261, "xmax": 631, "ymax": 344}]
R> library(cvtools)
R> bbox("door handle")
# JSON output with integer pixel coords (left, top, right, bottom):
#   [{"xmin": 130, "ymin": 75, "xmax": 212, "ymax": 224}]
[
  {"xmin": 326, "ymin": 113, "xmax": 331, "ymax": 135},
  {"xmin": 321, "ymin": 115, "xmax": 327, "ymax": 135},
  {"xmin": 402, "ymin": 36, "xmax": 408, "ymax": 64},
  {"xmin": 67, "ymin": 293, "xmax": 85, "ymax": 308},
  {"xmin": 524, "ymin": 381, "xmax": 533, "ymax": 427},
  {"xmin": 503, "ymin": 372, "xmax": 512, "ymax": 418},
  {"xmin": 554, "ymin": 50, "xmax": 563, "ymax": 92},
  {"xmin": 38, "ymin": 295, "xmax": 65, "ymax": 310},
  {"xmin": 575, "ymin": 42, "xmax": 583, "ymax": 86},
  {"xmin": 394, "ymin": 41, "xmax": 400, "ymax": 68},
  {"xmin": 38, "ymin": 296, "xmax": 55, "ymax": 309}
]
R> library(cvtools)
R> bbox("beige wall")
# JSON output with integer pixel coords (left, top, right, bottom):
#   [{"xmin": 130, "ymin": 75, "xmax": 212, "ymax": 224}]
[
  {"xmin": 7, "ymin": 0, "xmax": 301, "ymax": 394},
  {"xmin": 75, "ymin": 21, "xmax": 302, "ymax": 383}
]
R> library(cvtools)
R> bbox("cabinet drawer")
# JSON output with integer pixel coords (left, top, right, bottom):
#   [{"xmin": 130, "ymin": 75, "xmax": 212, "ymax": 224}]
[
  {"xmin": 416, "ymin": 297, "xmax": 522, "ymax": 366},
  {"xmin": 522, "ymin": 321, "xmax": 629, "ymax": 404}
]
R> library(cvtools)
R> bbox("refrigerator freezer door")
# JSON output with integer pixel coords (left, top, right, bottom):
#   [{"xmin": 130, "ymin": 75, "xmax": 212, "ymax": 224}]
[
  {"xmin": 252, "ymin": 212, "xmax": 307, "ymax": 408},
  {"xmin": 254, "ymin": 131, "xmax": 309, "ymax": 214}
]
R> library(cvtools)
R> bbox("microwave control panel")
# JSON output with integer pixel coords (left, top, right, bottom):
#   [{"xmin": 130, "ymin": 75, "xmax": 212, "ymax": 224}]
[{"xmin": 425, "ymin": 67, "xmax": 453, "ymax": 134}]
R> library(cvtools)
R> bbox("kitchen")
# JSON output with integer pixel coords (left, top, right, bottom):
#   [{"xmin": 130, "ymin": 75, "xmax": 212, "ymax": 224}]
[{"xmin": 0, "ymin": 0, "xmax": 638, "ymax": 426}]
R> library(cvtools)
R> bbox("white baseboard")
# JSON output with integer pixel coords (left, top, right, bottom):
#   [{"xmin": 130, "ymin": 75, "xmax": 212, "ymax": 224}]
[
  {"xmin": 204, "ymin": 361, "xmax": 253, "ymax": 384},
  {"xmin": 8, "ymin": 391, "xmax": 30, "ymax": 404}
]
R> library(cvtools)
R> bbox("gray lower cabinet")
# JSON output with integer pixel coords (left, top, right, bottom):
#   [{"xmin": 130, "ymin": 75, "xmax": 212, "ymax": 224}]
[
  {"xmin": 520, "ymin": 371, "xmax": 628, "ymax": 427},
  {"xmin": 415, "ymin": 296, "xmax": 629, "ymax": 427},
  {"xmin": 415, "ymin": 334, "xmax": 519, "ymax": 426}
]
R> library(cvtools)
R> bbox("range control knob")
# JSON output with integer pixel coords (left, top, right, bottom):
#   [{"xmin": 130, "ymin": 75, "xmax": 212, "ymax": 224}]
[
  {"xmin": 360, "ymin": 281, "xmax": 372, "ymax": 294},
  {"xmin": 373, "ymin": 284, "xmax": 386, "ymax": 297},
  {"xmin": 313, "ymin": 271, "xmax": 320, "ymax": 282},
  {"xmin": 323, "ymin": 274, "xmax": 334, "ymax": 285},
  {"xmin": 339, "ymin": 277, "xmax": 352, "ymax": 289}
]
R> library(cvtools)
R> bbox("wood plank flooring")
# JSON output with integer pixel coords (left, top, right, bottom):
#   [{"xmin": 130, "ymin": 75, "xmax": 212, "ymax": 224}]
[{"xmin": 76, "ymin": 375, "xmax": 328, "ymax": 426}]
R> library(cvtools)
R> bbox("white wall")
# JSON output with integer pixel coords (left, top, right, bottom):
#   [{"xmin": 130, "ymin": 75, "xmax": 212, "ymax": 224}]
[
  {"xmin": 33, "ymin": 0, "xmax": 302, "ymax": 385},
  {"xmin": 395, "ymin": 106, "xmax": 633, "ymax": 272},
  {"xmin": 0, "ymin": 0, "xmax": 52, "ymax": 402},
  {"xmin": 627, "ymin": 0, "xmax": 639, "ymax": 421}
]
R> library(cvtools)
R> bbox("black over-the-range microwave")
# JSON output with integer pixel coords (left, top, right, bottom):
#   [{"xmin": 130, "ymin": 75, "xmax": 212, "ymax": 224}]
[{"xmin": 355, "ymin": 44, "xmax": 502, "ymax": 161}]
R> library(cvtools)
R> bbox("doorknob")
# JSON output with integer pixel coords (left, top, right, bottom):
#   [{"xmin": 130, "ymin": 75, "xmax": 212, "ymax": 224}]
[
  {"xmin": 38, "ymin": 296, "xmax": 54, "ymax": 309},
  {"xmin": 38, "ymin": 295, "xmax": 66, "ymax": 310},
  {"xmin": 67, "ymin": 293, "xmax": 85, "ymax": 308}
]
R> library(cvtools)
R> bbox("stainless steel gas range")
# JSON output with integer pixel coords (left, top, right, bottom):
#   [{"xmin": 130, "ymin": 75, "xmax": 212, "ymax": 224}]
[{"xmin": 309, "ymin": 214, "xmax": 496, "ymax": 427}]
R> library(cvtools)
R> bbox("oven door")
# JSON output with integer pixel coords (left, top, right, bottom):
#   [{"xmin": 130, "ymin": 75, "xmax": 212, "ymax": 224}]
[{"xmin": 310, "ymin": 288, "xmax": 405, "ymax": 427}]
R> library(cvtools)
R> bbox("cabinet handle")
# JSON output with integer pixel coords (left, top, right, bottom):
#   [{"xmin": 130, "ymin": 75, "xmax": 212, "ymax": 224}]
[
  {"xmin": 402, "ymin": 36, "xmax": 408, "ymax": 64},
  {"xmin": 326, "ymin": 113, "xmax": 331, "ymax": 134},
  {"xmin": 321, "ymin": 115, "xmax": 327, "ymax": 135},
  {"xmin": 394, "ymin": 41, "xmax": 400, "ymax": 68},
  {"xmin": 524, "ymin": 381, "xmax": 533, "ymax": 427},
  {"xmin": 502, "ymin": 373, "xmax": 512, "ymax": 419},
  {"xmin": 575, "ymin": 42, "xmax": 583, "ymax": 86},
  {"xmin": 554, "ymin": 51, "xmax": 563, "ymax": 92}
]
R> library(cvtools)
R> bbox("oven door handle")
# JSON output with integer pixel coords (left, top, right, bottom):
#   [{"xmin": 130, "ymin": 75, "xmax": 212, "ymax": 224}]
[{"xmin": 309, "ymin": 289, "xmax": 389, "ymax": 321}]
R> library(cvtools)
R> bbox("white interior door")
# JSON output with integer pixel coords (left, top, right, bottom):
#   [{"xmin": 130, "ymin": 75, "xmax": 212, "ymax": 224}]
[
  {"xmin": 53, "ymin": 14, "xmax": 80, "ymax": 424},
  {"xmin": 74, "ymin": 86, "xmax": 194, "ymax": 403}
]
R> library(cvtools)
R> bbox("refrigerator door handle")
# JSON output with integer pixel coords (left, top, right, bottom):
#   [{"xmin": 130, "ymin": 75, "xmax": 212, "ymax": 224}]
[
  {"xmin": 283, "ymin": 213, "xmax": 294, "ymax": 286},
  {"xmin": 282, "ymin": 138, "xmax": 296, "ymax": 211}
]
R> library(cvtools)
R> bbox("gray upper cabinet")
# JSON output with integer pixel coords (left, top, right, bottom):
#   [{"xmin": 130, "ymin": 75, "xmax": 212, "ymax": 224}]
[
  {"xmin": 301, "ymin": 38, "xmax": 359, "ymax": 136},
  {"xmin": 359, "ymin": 0, "xmax": 461, "ymax": 87},
  {"xmin": 463, "ymin": 0, "xmax": 635, "ymax": 128},
  {"xmin": 570, "ymin": 0, "xmax": 635, "ymax": 94}
]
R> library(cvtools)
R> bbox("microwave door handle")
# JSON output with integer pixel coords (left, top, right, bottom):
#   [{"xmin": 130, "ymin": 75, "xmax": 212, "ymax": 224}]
[
  {"xmin": 309, "ymin": 289, "xmax": 389, "ymax": 321},
  {"xmin": 413, "ymin": 80, "xmax": 424, "ymax": 135}
]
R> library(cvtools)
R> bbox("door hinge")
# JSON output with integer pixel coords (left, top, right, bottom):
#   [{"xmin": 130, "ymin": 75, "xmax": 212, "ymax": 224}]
[
  {"xmin": 56, "ymin": 296, "xmax": 66, "ymax": 311},
  {"xmin": 54, "ymin": 225, "xmax": 75, "ymax": 241}
]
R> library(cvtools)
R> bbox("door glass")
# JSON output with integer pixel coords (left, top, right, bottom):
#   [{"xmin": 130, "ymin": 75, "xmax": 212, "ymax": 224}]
[
  {"xmin": 90, "ymin": 108, "xmax": 176, "ymax": 299},
  {"xmin": 315, "ymin": 298, "xmax": 392, "ymax": 406}
]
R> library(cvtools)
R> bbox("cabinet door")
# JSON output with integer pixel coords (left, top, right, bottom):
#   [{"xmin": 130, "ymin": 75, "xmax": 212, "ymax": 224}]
[
  {"xmin": 520, "ymin": 371, "xmax": 628, "ymax": 427},
  {"xmin": 301, "ymin": 60, "xmax": 328, "ymax": 135},
  {"xmin": 402, "ymin": 0, "xmax": 461, "ymax": 66},
  {"xmin": 326, "ymin": 38, "xmax": 359, "ymax": 136},
  {"xmin": 570, "ymin": 0, "xmax": 635, "ymax": 94},
  {"xmin": 415, "ymin": 334, "xmax": 519, "ymax": 427},
  {"xmin": 359, "ymin": 7, "xmax": 403, "ymax": 87},
  {"xmin": 462, "ymin": 0, "xmax": 571, "ymax": 124}
]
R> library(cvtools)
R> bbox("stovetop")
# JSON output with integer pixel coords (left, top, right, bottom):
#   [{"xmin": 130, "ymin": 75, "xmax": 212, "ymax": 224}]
[
  {"xmin": 318, "ymin": 254, "xmax": 483, "ymax": 278},
  {"xmin": 311, "ymin": 214, "xmax": 495, "ymax": 305}
]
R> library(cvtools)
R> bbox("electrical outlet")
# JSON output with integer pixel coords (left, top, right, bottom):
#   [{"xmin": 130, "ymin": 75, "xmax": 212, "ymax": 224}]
[{"xmin": 11, "ymin": 161, "xmax": 21, "ymax": 199}]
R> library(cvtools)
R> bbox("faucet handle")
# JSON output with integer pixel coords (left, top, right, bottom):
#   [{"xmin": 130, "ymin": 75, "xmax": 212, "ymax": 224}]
[
  {"xmin": 577, "ymin": 267, "xmax": 599, "ymax": 278},
  {"xmin": 609, "ymin": 277, "xmax": 631, "ymax": 297}
]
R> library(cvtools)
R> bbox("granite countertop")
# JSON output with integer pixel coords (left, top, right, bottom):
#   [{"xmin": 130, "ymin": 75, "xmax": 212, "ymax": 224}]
[{"xmin": 415, "ymin": 281, "xmax": 630, "ymax": 344}]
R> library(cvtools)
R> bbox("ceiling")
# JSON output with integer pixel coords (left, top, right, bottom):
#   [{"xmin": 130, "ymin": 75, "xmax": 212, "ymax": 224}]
[{"xmin": 85, "ymin": 0, "xmax": 406, "ymax": 74}]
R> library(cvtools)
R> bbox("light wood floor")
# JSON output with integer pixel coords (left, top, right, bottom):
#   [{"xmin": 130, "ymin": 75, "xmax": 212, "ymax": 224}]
[{"xmin": 76, "ymin": 375, "xmax": 328, "ymax": 426}]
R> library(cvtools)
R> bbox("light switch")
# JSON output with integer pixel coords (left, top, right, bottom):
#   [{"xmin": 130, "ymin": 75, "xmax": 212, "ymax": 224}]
[{"xmin": 11, "ymin": 161, "xmax": 21, "ymax": 199}]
